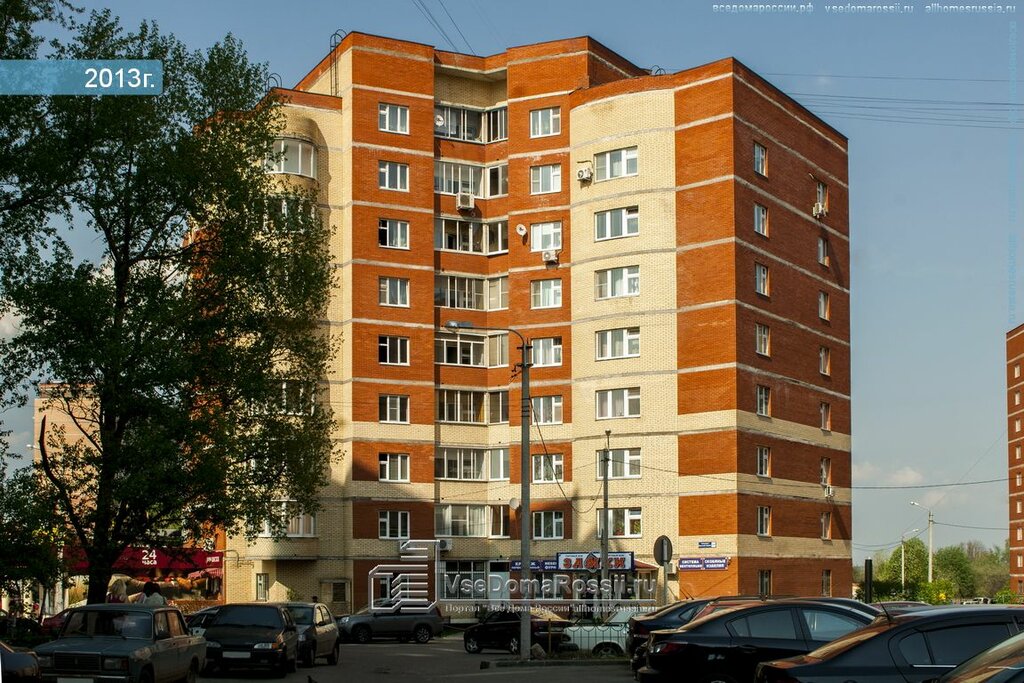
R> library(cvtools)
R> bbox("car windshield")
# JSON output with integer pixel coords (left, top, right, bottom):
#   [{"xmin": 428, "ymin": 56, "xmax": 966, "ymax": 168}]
[
  {"xmin": 944, "ymin": 631, "xmax": 1024, "ymax": 683},
  {"xmin": 284, "ymin": 606, "xmax": 313, "ymax": 625},
  {"xmin": 213, "ymin": 606, "xmax": 283, "ymax": 629},
  {"xmin": 805, "ymin": 621, "xmax": 894, "ymax": 659},
  {"xmin": 62, "ymin": 610, "xmax": 152, "ymax": 639}
]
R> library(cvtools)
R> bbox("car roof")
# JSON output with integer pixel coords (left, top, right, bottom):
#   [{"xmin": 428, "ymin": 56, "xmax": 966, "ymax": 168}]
[
  {"xmin": 67, "ymin": 604, "xmax": 173, "ymax": 612},
  {"xmin": 877, "ymin": 605, "xmax": 1022, "ymax": 623}
]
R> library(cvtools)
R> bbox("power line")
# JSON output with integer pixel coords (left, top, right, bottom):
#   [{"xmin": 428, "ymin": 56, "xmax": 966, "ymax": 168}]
[
  {"xmin": 766, "ymin": 71, "xmax": 1023, "ymax": 84},
  {"xmin": 437, "ymin": 0, "xmax": 476, "ymax": 55},
  {"xmin": 935, "ymin": 522, "xmax": 1009, "ymax": 531}
]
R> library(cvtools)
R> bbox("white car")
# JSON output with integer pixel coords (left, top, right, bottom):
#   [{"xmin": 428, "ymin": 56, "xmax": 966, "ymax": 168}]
[{"xmin": 563, "ymin": 608, "xmax": 652, "ymax": 657}]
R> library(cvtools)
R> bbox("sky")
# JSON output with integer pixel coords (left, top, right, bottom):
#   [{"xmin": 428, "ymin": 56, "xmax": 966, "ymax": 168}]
[{"xmin": 2, "ymin": 0, "xmax": 1022, "ymax": 566}]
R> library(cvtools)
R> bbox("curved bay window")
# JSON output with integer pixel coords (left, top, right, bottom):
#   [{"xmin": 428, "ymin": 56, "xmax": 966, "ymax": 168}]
[{"xmin": 267, "ymin": 138, "xmax": 317, "ymax": 179}]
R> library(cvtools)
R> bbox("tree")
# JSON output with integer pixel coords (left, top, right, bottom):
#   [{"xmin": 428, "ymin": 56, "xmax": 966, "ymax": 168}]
[
  {"xmin": 0, "ymin": 465, "xmax": 67, "ymax": 595},
  {"xmin": 0, "ymin": 9, "xmax": 334, "ymax": 603},
  {"xmin": 934, "ymin": 545, "xmax": 975, "ymax": 599}
]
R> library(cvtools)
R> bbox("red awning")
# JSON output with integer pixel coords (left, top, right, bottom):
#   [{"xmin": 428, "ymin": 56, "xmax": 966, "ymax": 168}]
[{"xmin": 67, "ymin": 547, "xmax": 223, "ymax": 575}]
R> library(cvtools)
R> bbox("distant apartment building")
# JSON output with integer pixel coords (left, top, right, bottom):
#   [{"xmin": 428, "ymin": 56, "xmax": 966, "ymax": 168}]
[
  {"xmin": 1008, "ymin": 325, "xmax": 1024, "ymax": 593},
  {"xmin": 228, "ymin": 32, "xmax": 852, "ymax": 613}
]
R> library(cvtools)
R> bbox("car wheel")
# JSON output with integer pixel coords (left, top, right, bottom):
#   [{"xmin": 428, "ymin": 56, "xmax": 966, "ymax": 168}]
[
  {"xmin": 464, "ymin": 635, "xmax": 482, "ymax": 653},
  {"xmin": 326, "ymin": 640, "xmax": 340, "ymax": 665},
  {"xmin": 138, "ymin": 668, "xmax": 154, "ymax": 683},
  {"xmin": 201, "ymin": 661, "xmax": 217, "ymax": 676},
  {"xmin": 287, "ymin": 651, "xmax": 297, "ymax": 673},
  {"xmin": 302, "ymin": 644, "xmax": 315, "ymax": 667},
  {"xmin": 508, "ymin": 635, "xmax": 520, "ymax": 654},
  {"xmin": 181, "ymin": 660, "xmax": 198, "ymax": 683},
  {"xmin": 353, "ymin": 625, "xmax": 372, "ymax": 644},
  {"xmin": 413, "ymin": 624, "xmax": 432, "ymax": 644},
  {"xmin": 592, "ymin": 642, "xmax": 623, "ymax": 657}
]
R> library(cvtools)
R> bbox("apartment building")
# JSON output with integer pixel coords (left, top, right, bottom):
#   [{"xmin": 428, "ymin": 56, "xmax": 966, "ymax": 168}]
[
  {"xmin": 1008, "ymin": 325, "xmax": 1024, "ymax": 593},
  {"xmin": 228, "ymin": 32, "xmax": 852, "ymax": 612}
]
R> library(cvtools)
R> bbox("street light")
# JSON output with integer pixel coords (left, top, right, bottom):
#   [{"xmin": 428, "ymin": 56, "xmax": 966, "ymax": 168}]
[
  {"xmin": 445, "ymin": 320, "xmax": 532, "ymax": 660},
  {"xmin": 900, "ymin": 528, "xmax": 920, "ymax": 593},
  {"xmin": 910, "ymin": 501, "xmax": 934, "ymax": 583}
]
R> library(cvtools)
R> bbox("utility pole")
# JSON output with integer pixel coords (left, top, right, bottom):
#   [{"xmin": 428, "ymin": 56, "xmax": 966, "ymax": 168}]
[
  {"xmin": 600, "ymin": 429, "xmax": 611, "ymax": 617},
  {"xmin": 911, "ymin": 501, "xmax": 935, "ymax": 583}
]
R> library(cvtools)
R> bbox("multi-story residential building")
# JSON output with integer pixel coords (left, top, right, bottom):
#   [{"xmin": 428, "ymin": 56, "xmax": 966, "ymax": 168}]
[
  {"xmin": 1008, "ymin": 325, "xmax": 1024, "ymax": 593},
  {"xmin": 229, "ymin": 32, "xmax": 852, "ymax": 613}
]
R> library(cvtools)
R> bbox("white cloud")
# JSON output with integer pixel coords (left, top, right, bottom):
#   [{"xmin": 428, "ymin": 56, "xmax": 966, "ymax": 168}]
[
  {"xmin": 887, "ymin": 466, "xmax": 925, "ymax": 486},
  {"xmin": 852, "ymin": 461, "xmax": 880, "ymax": 482},
  {"xmin": 0, "ymin": 312, "xmax": 20, "ymax": 340}
]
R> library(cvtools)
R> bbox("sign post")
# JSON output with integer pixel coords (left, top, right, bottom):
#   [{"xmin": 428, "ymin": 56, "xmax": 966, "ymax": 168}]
[{"xmin": 653, "ymin": 535, "xmax": 673, "ymax": 607}]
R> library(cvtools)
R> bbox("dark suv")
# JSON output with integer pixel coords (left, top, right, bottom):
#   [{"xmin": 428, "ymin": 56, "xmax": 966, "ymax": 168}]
[
  {"xmin": 202, "ymin": 603, "xmax": 299, "ymax": 675},
  {"xmin": 336, "ymin": 600, "xmax": 445, "ymax": 643},
  {"xmin": 275, "ymin": 602, "xmax": 340, "ymax": 666},
  {"xmin": 463, "ymin": 609, "xmax": 570, "ymax": 655}
]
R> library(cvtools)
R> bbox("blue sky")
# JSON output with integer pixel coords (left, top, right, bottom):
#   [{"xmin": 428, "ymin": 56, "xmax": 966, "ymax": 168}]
[{"xmin": 3, "ymin": 0, "xmax": 1021, "ymax": 565}]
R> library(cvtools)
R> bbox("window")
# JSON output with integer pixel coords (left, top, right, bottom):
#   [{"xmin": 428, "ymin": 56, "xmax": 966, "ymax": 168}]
[
  {"xmin": 821, "ymin": 571, "xmax": 833, "ymax": 597},
  {"xmin": 378, "ymin": 161, "xmax": 408, "ymax": 191},
  {"xmin": 487, "ymin": 277, "xmax": 508, "ymax": 310},
  {"xmin": 821, "ymin": 512, "xmax": 832, "ymax": 539},
  {"xmin": 820, "ymin": 346, "xmax": 831, "ymax": 375},
  {"xmin": 435, "ymin": 448, "xmax": 486, "ymax": 481},
  {"xmin": 818, "ymin": 236, "xmax": 830, "ymax": 266},
  {"xmin": 379, "ymin": 453, "xmax": 410, "ymax": 482},
  {"xmin": 272, "ymin": 380, "xmax": 315, "ymax": 416},
  {"xmin": 379, "ymin": 103, "xmax": 409, "ymax": 133},
  {"xmin": 1017, "ymin": 445, "xmax": 1022, "ymax": 460},
  {"xmin": 756, "ymin": 446, "xmax": 771, "ymax": 477},
  {"xmin": 754, "ymin": 204, "xmax": 769, "ymax": 236},
  {"xmin": 434, "ymin": 105, "xmax": 483, "ymax": 142},
  {"xmin": 596, "ymin": 265, "xmax": 640, "ymax": 299},
  {"xmin": 755, "ymin": 263, "xmax": 770, "ymax": 296},
  {"xmin": 755, "ymin": 324, "xmax": 770, "ymax": 356},
  {"xmin": 599, "ymin": 448, "xmax": 642, "ymax": 479},
  {"xmin": 435, "ymin": 275, "xmax": 485, "ymax": 310},
  {"xmin": 596, "ymin": 327, "xmax": 640, "ymax": 360},
  {"xmin": 435, "ymin": 335, "xmax": 485, "ymax": 366},
  {"xmin": 379, "ymin": 511, "xmax": 410, "ymax": 539},
  {"xmin": 436, "ymin": 390, "xmax": 485, "ymax": 423},
  {"xmin": 261, "ymin": 500, "xmax": 317, "ymax": 537},
  {"xmin": 378, "ymin": 218, "xmax": 409, "ymax": 249},
  {"xmin": 256, "ymin": 573, "xmax": 269, "ymax": 601},
  {"xmin": 489, "ymin": 391, "xmax": 509, "ymax": 424},
  {"xmin": 434, "ymin": 161, "xmax": 483, "ymax": 196},
  {"xmin": 487, "ymin": 107, "xmax": 508, "ymax": 142},
  {"xmin": 596, "ymin": 387, "xmax": 641, "ymax": 419},
  {"xmin": 532, "ymin": 337, "xmax": 563, "ymax": 367},
  {"xmin": 486, "ymin": 221, "xmax": 508, "ymax": 254},
  {"xmin": 532, "ymin": 511, "xmax": 564, "ymax": 539},
  {"xmin": 1018, "ymin": 527, "xmax": 1023, "ymax": 541},
  {"xmin": 820, "ymin": 457, "xmax": 832, "ymax": 485},
  {"xmin": 441, "ymin": 561, "xmax": 488, "ymax": 599},
  {"xmin": 379, "ymin": 277, "xmax": 410, "ymax": 307},
  {"xmin": 757, "ymin": 506, "xmax": 771, "ymax": 536},
  {"xmin": 435, "ymin": 504, "xmax": 487, "ymax": 537},
  {"xmin": 331, "ymin": 582, "xmax": 348, "ymax": 604},
  {"xmin": 490, "ymin": 505, "xmax": 510, "ymax": 537},
  {"xmin": 532, "ymin": 395, "xmax": 563, "ymax": 425},
  {"xmin": 268, "ymin": 138, "xmax": 317, "ymax": 178},
  {"xmin": 531, "ymin": 221, "xmax": 562, "ymax": 251},
  {"xmin": 1017, "ymin": 473, "xmax": 1022, "ymax": 487},
  {"xmin": 435, "ymin": 219, "xmax": 483, "ymax": 253},
  {"xmin": 531, "ymin": 279, "xmax": 562, "ymax": 309},
  {"xmin": 530, "ymin": 107, "xmax": 561, "ymax": 137},
  {"xmin": 489, "ymin": 448, "xmax": 509, "ymax": 480},
  {"xmin": 264, "ymin": 196, "xmax": 314, "ymax": 234},
  {"xmin": 487, "ymin": 165, "xmax": 509, "ymax": 197},
  {"xmin": 819, "ymin": 291, "xmax": 831, "ymax": 320},
  {"xmin": 488, "ymin": 334, "xmax": 509, "ymax": 367},
  {"xmin": 379, "ymin": 336, "xmax": 409, "ymax": 365},
  {"xmin": 595, "ymin": 146, "xmax": 638, "ymax": 181},
  {"xmin": 1018, "ymin": 419, "xmax": 1022, "ymax": 433},
  {"xmin": 533, "ymin": 453, "xmax": 564, "ymax": 483},
  {"xmin": 530, "ymin": 164, "xmax": 561, "ymax": 194},
  {"xmin": 379, "ymin": 395, "xmax": 409, "ymax": 423},
  {"xmin": 817, "ymin": 181, "xmax": 829, "ymax": 209},
  {"xmin": 598, "ymin": 508, "xmax": 642, "ymax": 538},
  {"xmin": 754, "ymin": 142, "xmax": 767, "ymax": 175},
  {"xmin": 1018, "ymin": 501, "xmax": 1022, "ymax": 514},
  {"xmin": 820, "ymin": 402, "xmax": 832, "ymax": 430},
  {"xmin": 594, "ymin": 206, "xmax": 639, "ymax": 241},
  {"xmin": 756, "ymin": 385, "xmax": 771, "ymax": 416},
  {"xmin": 1017, "ymin": 365, "xmax": 1021, "ymax": 378},
  {"xmin": 1016, "ymin": 391, "xmax": 1021, "ymax": 405}
]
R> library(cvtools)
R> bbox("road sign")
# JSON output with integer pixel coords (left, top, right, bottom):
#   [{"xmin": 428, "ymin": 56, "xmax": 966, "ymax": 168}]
[{"xmin": 653, "ymin": 535, "xmax": 673, "ymax": 566}]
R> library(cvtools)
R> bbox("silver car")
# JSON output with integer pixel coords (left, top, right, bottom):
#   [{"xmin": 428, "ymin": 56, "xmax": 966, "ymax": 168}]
[{"xmin": 336, "ymin": 600, "xmax": 444, "ymax": 644}]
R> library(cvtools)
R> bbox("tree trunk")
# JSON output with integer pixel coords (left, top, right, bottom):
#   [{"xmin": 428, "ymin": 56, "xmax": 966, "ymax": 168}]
[{"xmin": 86, "ymin": 555, "xmax": 117, "ymax": 605}]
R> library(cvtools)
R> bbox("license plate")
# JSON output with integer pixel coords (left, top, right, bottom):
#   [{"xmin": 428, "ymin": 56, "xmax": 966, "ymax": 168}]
[
  {"xmin": 223, "ymin": 651, "xmax": 250, "ymax": 659},
  {"xmin": 58, "ymin": 679, "xmax": 93, "ymax": 683}
]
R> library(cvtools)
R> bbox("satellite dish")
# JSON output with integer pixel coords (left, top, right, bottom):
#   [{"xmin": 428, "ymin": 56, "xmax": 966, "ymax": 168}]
[
  {"xmin": 508, "ymin": 497, "xmax": 520, "ymax": 510},
  {"xmin": 434, "ymin": 114, "xmax": 446, "ymax": 127},
  {"xmin": 515, "ymin": 224, "xmax": 527, "ymax": 237}
]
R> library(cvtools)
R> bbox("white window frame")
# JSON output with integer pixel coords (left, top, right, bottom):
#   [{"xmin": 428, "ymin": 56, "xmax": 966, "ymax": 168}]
[
  {"xmin": 435, "ymin": 334, "xmax": 485, "ymax": 367},
  {"xmin": 435, "ymin": 218, "xmax": 484, "ymax": 253},
  {"xmin": 436, "ymin": 275, "xmax": 485, "ymax": 310},
  {"xmin": 595, "ymin": 206, "xmax": 639, "ymax": 241},
  {"xmin": 532, "ymin": 510, "xmax": 564, "ymax": 540},
  {"xmin": 487, "ymin": 107, "xmax": 508, "ymax": 142},
  {"xmin": 435, "ymin": 448, "xmax": 486, "ymax": 481},
  {"xmin": 819, "ymin": 291, "xmax": 831, "ymax": 320},
  {"xmin": 755, "ymin": 263, "xmax": 770, "ymax": 296},
  {"xmin": 378, "ymin": 335, "xmax": 410, "ymax": 365},
  {"xmin": 268, "ymin": 138, "xmax": 317, "ymax": 179},
  {"xmin": 596, "ymin": 327, "xmax": 640, "ymax": 360},
  {"xmin": 755, "ymin": 323, "xmax": 770, "ymax": 357},
  {"xmin": 489, "ymin": 505, "xmax": 511, "ymax": 538},
  {"xmin": 256, "ymin": 573, "xmax": 269, "ymax": 601},
  {"xmin": 530, "ymin": 279, "xmax": 562, "ymax": 309},
  {"xmin": 532, "ymin": 337, "xmax": 563, "ymax": 367},
  {"xmin": 530, "ymin": 107, "xmax": 561, "ymax": 137},
  {"xmin": 595, "ymin": 266, "xmax": 640, "ymax": 299},
  {"xmin": 818, "ymin": 236, "xmax": 830, "ymax": 266},
  {"xmin": 489, "ymin": 391, "xmax": 509, "ymax": 424},
  {"xmin": 756, "ymin": 385, "xmax": 771, "ymax": 417},
  {"xmin": 434, "ymin": 161, "xmax": 483, "ymax": 196},
  {"xmin": 820, "ymin": 512, "xmax": 832, "ymax": 540},
  {"xmin": 485, "ymin": 221, "xmax": 508, "ymax": 255},
  {"xmin": 379, "ymin": 453, "xmax": 410, "ymax": 482},
  {"xmin": 378, "ymin": 277, "xmax": 410, "ymax": 307},
  {"xmin": 758, "ymin": 569, "xmax": 772, "ymax": 596},
  {"xmin": 488, "ymin": 334, "xmax": 509, "ymax": 367},
  {"xmin": 531, "ymin": 395, "xmax": 564, "ymax": 425},
  {"xmin": 757, "ymin": 506, "xmax": 771, "ymax": 536},
  {"xmin": 817, "ymin": 181, "xmax": 829, "ymax": 209},
  {"xmin": 378, "ymin": 103, "xmax": 409, "ymax": 134},
  {"xmin": 596, "ymin": 387, "xmax": 641, "ymax": 420},
  {"xmin": 756, "ymin": 446, "xmax": 771, "ymax": 477},
  {"xmin": 820, "ymin": 346, "xmax": 831, "ymax": 376},
  {"xmin": 754, "ymin": 203, "xmax": 769, "ymax": 237},
  {"xmin": 489, "ymin": 448, "xmax": 510, "ymax": 480},
  {"xmin": 594, "ymin": 146, "xmax": 638, "ymax": 181},
  {"xmin": 754, "ymin": 142, "xmax": 767, "ymax": 176},
  {"xmin": 531, "ymin": 221, "xmax": 562, "ymax": 252},
  {"xmin": 820, "ymin": 458, "xmax": 832, "ymax": 484},
  {"xmin": 598, "ymin": 507, "xmax": 642, "ymax": 539},
  {"xmin": 530, "ymin": 164, "xmax": 561, "ymax": 194},
  {"xmin": 434, "ymin": 105, "xmax": 483, "ymax": 142},
  {"xmin": 598, "ymin": 448, "xmax": 641, "ymax": 479},
  {"xmin": 378, "ymin": 218, "xmax": 410, "ymax": 250},
  {"xmin": 435, "ymin": 504, "xmax": 488, "ymax": 537},
  {"xmin": 532, "ymin": 453, "xmax": 564, "ymax": 483},
  {"xmin": 487, "ymin": 164, "xmax": 509, "ymax": 197},
  {"xmin": 379, "ymin": 394, "xmax": 410, "ymax": 424},
  {"xmin": 378, "ymin": 160, "xmax": 409, "ymax": 191},
  {"xmin": 379, "ymin": 510, "xmax": 410, "ymax": 539},
  {"xmin": 487, "ymin": 277, "xmax": 509, "ymax": 311},
  {"xmin": 436, "ymin": 390, "xmax": 486, "ymax": 424},
  {"xmin": 261, "ymin": 500, "xmax": 317, "ymax": 538},
  {"xmin": 820, "ymin": 402, "xmax": 832, "ymax": 431}
]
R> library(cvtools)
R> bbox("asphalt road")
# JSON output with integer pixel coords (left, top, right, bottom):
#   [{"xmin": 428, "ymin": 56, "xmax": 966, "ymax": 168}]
[{"xmin": 199, "ymin": 636, "xmax": 636, "ymax": 683}]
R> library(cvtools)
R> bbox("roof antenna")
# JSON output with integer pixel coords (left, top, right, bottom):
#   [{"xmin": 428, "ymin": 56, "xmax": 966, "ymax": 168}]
[
  {"xmin": 876, "ymin": 600, "xmax": 894, "ymax": 625},
  {"xmin": 266, "ymin": 73, "xmax": 282, "ymax": 92}
]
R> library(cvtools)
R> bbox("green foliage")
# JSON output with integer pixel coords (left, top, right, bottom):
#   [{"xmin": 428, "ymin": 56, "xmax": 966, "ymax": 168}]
[
  {"xmin": 993, "ymin": 585, "xmax": 1021, "ymax": 604},
  {"xmin": 0, "ymin": 465, "xmax": 68, "ymax": 592},
  {"xmin": 934, "ymin": 546, "xmax": 975, "ymax": 599},
  {"xmin": 0, "ymin": 6, "xmax": 334, "ymax": 603},
  {"xmin": 865, "ymin": 538, "xmax": 1009, "ymax": 604}
]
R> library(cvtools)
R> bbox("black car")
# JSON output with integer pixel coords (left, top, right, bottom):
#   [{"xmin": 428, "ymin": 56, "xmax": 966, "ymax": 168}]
[
  {"xmin": 628, "ymin": 598, "xmax": 717, "ymax": 655},
  {"xmin": 202, "ymin": 603, "xmax": 299, "ymax": 676},
  {"xmin": 638, "ymin": 600, "xmax": 875, "ymax": 682},
  {"xmin": 184, "ymin": 606, "xmax": 219, "ymax": 636},
  {"xmin": 336, "ymin": 599, "xmax": 446, "ymax": 643},
  {"xmin": 756, "ymin": 606, "xmax": 1024, "ymax": 683},
  {"xmin": 0, "ymin": 639, "xmax": 40, "ymax": 683},
  {"xmin": 940, "ymin": 628, "xmax": 1024, "ymax": 683},
  {"xmin": 463, "ymin": 609, "xmax": 570, "ymax": 655},
  {"xmin": 274, "ymin": 602, "xmax": 340, "ymax": 666}
]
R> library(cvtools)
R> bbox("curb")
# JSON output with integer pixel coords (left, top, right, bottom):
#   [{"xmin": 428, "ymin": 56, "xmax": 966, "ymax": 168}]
[{"xmin": 482, "ymin": 658, "xmax": 629, "ymax": 668}]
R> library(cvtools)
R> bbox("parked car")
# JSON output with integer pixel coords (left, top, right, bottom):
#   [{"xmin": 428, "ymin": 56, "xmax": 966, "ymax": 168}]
[
  {"xmin": 33, "ymin": 604, "xmax": 205, "ymax": 683},
  {"xmin": 637, "ymin": 599, "xmax": 875, "ymax": 682},
  {"xmin": 463, "ymin": 608, "xmax": 570, "ymax": 655},
  {"xmin": 336, "ymin": 600, "xmax": 445, "ymax": 644},
  {"xmin": 202, "ymin": 603, "xmax": 298, "ymax": 676},
  {"xmin": 1, "ymin": 639, "xmax": 40, "ymax": 683},
  {"xmin": 184, "ymin": 606, "xmax": 219, "ymax": 637},
  {"xmin": 274, "ymin": 602, "xmax": 340, "ymax": 666},
  {"xmin": 39, "ymin": 609, "xmax": 70, "ymax": 637},
  {"xmin": 564, "ymin": 607, "xmax": 645, "ymax": 657},
  {"xmin": 755, "ymin": 606, "xmax": 1024, "ymax": 683},
  {"xmin": 628, "ymin": 598, "xmax": 718, "ymax": 655},
  {"xmin": 940, "ymin": 627, "xmax": 1024, "ymax": 683}
]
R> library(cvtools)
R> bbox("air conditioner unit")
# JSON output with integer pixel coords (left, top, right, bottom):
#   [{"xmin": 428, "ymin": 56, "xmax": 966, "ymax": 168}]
[
  {"xmin": 541, "ymin": 250, "xmax": 558, "ymax": 263},
  {"xmin": 456, "ymin": 192, "xmax": 475, "ymax": 211},
  {"xmin": 824, "ymin": 484, "xmax": 835, "ymax": 498},
  {"xmin": 438, "ymin": 539, "xmax": 454, "ymax": 552},
  {"xmin": 577, "ymin": 167, "xmax": 593, "ymax": 181},
  {"xmin": 812, "ymin": 202, "xmax": 827, "ymax": 219}
]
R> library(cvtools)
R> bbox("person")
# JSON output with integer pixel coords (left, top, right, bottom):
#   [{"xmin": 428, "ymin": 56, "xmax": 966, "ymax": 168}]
[
  {"xmin": 311, "ymin": 595, "xmax": 319, "ymax": 603},
  {"xmin": 140, "ymin": 582, "xmax": 166, "ymax": 606}
]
